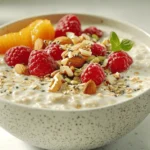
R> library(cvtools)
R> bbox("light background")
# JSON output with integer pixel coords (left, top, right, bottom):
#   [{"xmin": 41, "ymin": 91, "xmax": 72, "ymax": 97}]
[{"xmin": 0, "ymin": 0, "xmax": 149, "ymax": 150}]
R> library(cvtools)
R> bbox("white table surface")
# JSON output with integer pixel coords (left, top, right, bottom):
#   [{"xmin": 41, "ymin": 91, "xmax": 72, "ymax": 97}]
[{"xmin": 0, "ymin": 0, "xmax": 149, "ymax": 149}]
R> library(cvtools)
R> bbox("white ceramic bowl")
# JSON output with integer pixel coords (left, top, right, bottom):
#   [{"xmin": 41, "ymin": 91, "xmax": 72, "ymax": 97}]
[{"xmin": 0, "ymin": 14, "xmax": 150, "ymax": 150}]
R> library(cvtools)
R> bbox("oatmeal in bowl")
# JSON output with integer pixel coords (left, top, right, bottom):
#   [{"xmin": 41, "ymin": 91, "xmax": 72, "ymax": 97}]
[
  {"xmin": 0, "ymin": 14, "xmax": 149, "ymax": 150},
  {"xmin": 0, "ymin": 14, "xmax": 149, "ymax": 110}
]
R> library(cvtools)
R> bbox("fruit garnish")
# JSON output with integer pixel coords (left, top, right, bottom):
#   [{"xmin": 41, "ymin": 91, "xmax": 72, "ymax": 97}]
[
  {"xmin": 4, "ymin": 46, "xmax": 32, "ymax": 66},
  {"xmin": 44, "ymin": 43, "xmax": 63, "ymax": 61},
  {"xmin": 107, "ymin": 51, "xmax": 133, "ymax": 73},
  {"xmin": 2, "ymin": 14, "xmax": 135, "ymax": 95},
  {"xmin": 81, "ymin": 63, "xmax": 105, "ymax": 86},
  {"xmin": 82, "ymin": 26, "xmax": 103, "ymax": 38},
  {"xmin": 31, "ymin": 20, "xmax": 55, "ymax": 43},
  {"xmin": 110, "ymin": 31, "xmax": 134, "ymax": 51},
  {"xmin": 0, "ymin": 19, "xmax": 54, "ymax": 54},
  {"xmin": 91, "ymin": 43, "xmax": 107, "ymax": 56},
  {"xmin": 55, "ymin": 14, "xmax": 81, "ymax": 38},
  {"xmin": 28, "ymin": 50, "xmax": 57, "ymax": 77}
]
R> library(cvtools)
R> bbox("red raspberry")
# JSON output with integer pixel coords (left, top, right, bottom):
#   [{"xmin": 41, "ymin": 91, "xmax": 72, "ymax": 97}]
[
  {"xmin": 107, "ymin": 51, "xmax": 133, "ymax": 73},
  {"xmin": 44, "ymin": 43, "xmax": 63, "ymax": 61},
  {"xmin": 91, "ymin": 43, "xmax": 107, "ymax": 56},
  {"xmin": 55, "ymin": 14, "xmax": 81, "ymax": 38},
  {"xmin": 83, "ymin": 26, "xmax": 103, "ymax": 38},
  {"xmin": 81, "ymin": 63, "xmax": 105, "ymax": 85},
  {"xmin": 28, "ymin": 50, "xmax": 57, "ymax": 77},
  {"xmin": 4, "ymin": 46, "xmax": 32, "ymax": 66}
]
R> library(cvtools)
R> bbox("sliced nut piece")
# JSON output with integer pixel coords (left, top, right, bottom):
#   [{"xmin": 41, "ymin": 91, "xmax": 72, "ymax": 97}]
[
  {"xmin": 113, "ymin": 72, "xmax": 120, "ymax": 79},
  {"xmin": 70, "ymin": 50, "xmax": 80, "ymax": 58},
  {"xmin": 71, "ymin": 42, "xmax": 84, "ymax": 51},
  {"xmin": 66, "ymin": 32, "xmax": 83, "ymax": 44},
  {"xmin": 54, "ymin": 36, "xmax": 73, "ymax": 45},
  {"xmin": 82, "ymin": 40, "xmax": 93, "ymax": 45},
  {"xmin": 72, "ymin": 36, "xmax": 83, "ymax": 44},
  {"xmin": 51, "ymin": 70, "xmax": 60, "ymax": 77},
  {"xmin": 34, "ymin": 38, "xmax": 44, "ymax": 50},
  {"xmin": 66, "ymin": 32, "xmax": 75, "ymax": 38},
  {"xmin": 102, "ymin": 59, "xmax": 108, "ymax": 67},
  {"xmin": 83, "ymin": 80, "xmax": 97, "ymax": 94},
  {"xmin": 71, "ymin": 40, "xmax": 93, "ymax": 51},
  {"xmin": 67, "ymin": 56, "xmax": 85, "ymax": 68},
  {"xmin": 61, "ymin": 58, "xmax": 69, "ymax": 66},
  {"xmin": 68, "ymin": 51, "xmax": 73, "ymax": 58},
  {"xmin": 61, "ymin": 50, "xmax": 68, "ymax": 58},
  {"xmin": 106, "ymin": 74, "xmax": 117, "ymax": 84},
  {"xmin": 70, "ymin": 66, "xmax": 75, "ymax": 71},
  {"xmin": 79, "ymin": 48, "xmax": 92, "ymax": 57},
  {"xmin": 80, "ymin": 33, "xmax": 91, "ymax": 40},
  {"xmin": 60, "ymin": 66, "xmax": 73, "ymax": 77},
  {"xmin": 14, "ymin": 64, "xmax": 28, "ymax": 75},
  {"xmin": 102, "ymin": 39, "xmax": 110, "ymax": 47},
  {"xmin": 49, "ymin": 73, "xmax": 63, "ymax": 92}
]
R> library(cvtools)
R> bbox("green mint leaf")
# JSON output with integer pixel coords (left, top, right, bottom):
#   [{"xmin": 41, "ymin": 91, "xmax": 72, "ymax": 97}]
[
  {"xmin": 110, "ymin": 31, "xmax": 121, "ymax": 51},
  {"xmin": 120, "ymin": 39, "xmax": 134, "ymax": 51}
]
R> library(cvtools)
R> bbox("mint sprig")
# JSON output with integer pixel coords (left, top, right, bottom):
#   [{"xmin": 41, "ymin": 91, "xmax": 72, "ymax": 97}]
[
  {"xmin": 120, "ymin": 39, "xmax": 134, "ymax": 51},
  {"xmin": 110, "ymin": 31, "xmax": 134, "ymax": 52}
]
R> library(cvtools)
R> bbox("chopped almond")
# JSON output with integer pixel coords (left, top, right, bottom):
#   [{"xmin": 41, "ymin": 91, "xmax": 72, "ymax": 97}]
[
  {"xmin": 67, "ymin": 56, "xmax": 85, "ymax": 68},
  {"xmin": 60, "ymin": 66, "xmax": 73, "ymax": 77},
  {"xmin": 83, "ymin": 80, "xmax": 97, "ymax": 94},
  {"xmin": 51, "ymin": 70, "xmax": 60, "ymax": 77},
  {"xmin": 34, "ymin": 38, "xmax": 44, "ymax": 50},
  {"xmin": 14, "ymin": 64, "xmax": 28, "ymax": 75},
  {"xmin": 79, "ymin": 48, "xmax": 92, "ymax": 57},
  {"xmin": 49, "ymin": 73, "xmax": 63, "ymax": 92}
]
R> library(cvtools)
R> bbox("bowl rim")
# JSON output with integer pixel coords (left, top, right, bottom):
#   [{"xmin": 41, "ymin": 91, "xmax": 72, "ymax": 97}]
[{"xmin": 0, "ymin": 13, "xmax": 150, "ymax": 112}]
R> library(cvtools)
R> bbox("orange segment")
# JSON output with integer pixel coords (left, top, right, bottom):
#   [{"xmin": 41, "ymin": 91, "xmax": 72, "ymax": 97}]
[
  {"xmin": 19, "ymin": 20, "xmax": 43, "ymax": 48},
  {"xmin": 0, "ymin": 19, "xmax": 55, "ymax": 54},
  {"xmin": 19, "ymin": 27, "xmax": 32, "ymax": 47},
  {"xmin": 31, "ymin": 20, "xmax": 55, "ymax": 44},
  {"xmin": 0, "ymin": 33, "xmax": 21, "ymax": 54}
]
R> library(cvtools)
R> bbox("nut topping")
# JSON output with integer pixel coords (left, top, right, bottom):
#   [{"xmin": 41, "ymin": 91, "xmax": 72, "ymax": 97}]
[
  {"xmin": 67, "ymin": 56, "xmax": 85, "ymax": 68},
  {"xmin": 83, "ymin": 80, "xmax": 97, "ymax": 94},
  {"xmin": 49, "ymin": 73, "xmax": 63, "ymax": 92},
  {"xmin": 34, "ymin": 38, "xmax": 44, "ymax": 50},
  {"xmin": 14, "ymin": 64, "xmax": 28, "ymax": 75},
  {"xmin": 60, "ymin": 66, "xmax": 73, "ymax": 77}
]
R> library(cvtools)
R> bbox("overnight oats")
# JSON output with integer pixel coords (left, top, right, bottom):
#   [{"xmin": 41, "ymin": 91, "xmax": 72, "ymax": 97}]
[{"xmin": 0, "ymin": 14, "xmax": 150, "ymax": 110}]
